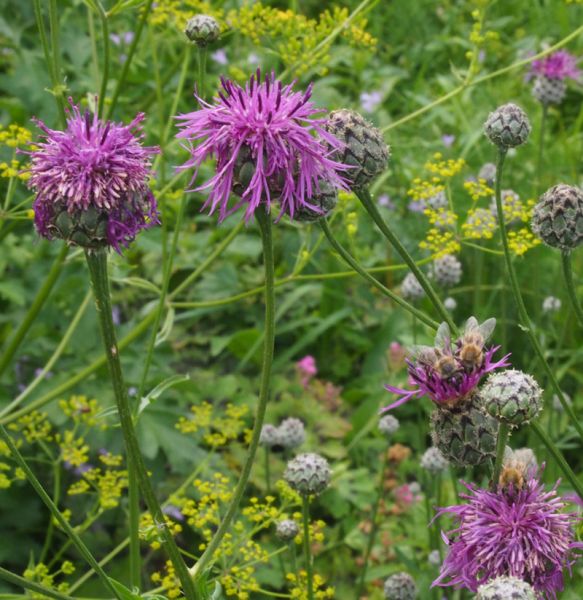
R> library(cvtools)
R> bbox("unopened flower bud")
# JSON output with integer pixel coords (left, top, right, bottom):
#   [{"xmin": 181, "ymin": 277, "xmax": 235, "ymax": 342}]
[
  {"xmin": 379, "ymin": 415, "xmax": 400, "ymax": 438},
  {"xmin": 531, "ymin": 184, "xmax": 583, "ymax": 251},
  {"xmin": 278, "ymin": 418, "xmax": 306, "ymax": 450},
  {"xmin": 294, "ymin": 180, "xmax": 338, "ymax": 222},
  {"xmin": 185, "ymin": 15, "xmax": 220, "ymax": 47},
  {"xmin": 532, "ymin": 76, "xmax": 567, "ymax": 106},
  {"xmin": 420, "ymin": 446, "xmax": 449, "ymax": 474},
  {"xmin": 324, "ymin": 109, "xmax": 389, "ymax": 190},
  {"xmin": 484, "ymin": 103, "xmax": 531, "ymax": 149},
  {"xmin": 383, "ymin": 572, "xmax": 418, "ymax": 600},
  {"xmin": 275, "ymin": 519, "xmax": 299, "ymax": 542},
  {"xmin": 476, "ymin": 576, "xmax": 536, "ymax": 600},
  {"xmin": 284, "ymin": 453, "xmax": 331, "ymax": 496}
]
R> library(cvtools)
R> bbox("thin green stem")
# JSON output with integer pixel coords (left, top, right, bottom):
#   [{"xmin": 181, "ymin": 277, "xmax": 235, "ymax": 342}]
[
  {"xmin": 0, "ymin": 567, "xmax": 74, "ymax": 600},
  {"xmin": 44, "ymin": 0, "xmax": 66, "ymax": 124},
  {"xmin": 197, "ymin": 47, "xmax": 207, "ymax": 100},
  {"xmin": 355, "ymin": 449, "xmax": 388, "ymax": 599},
  {"xmin": 356, "ymin": 189, "xmax": 456, "ymax": 333},
  {"xmin": 561, "ymin": 252, "xmax": 583, "ymax": 328},
  {"xmin": 493, "ymin": 150, "xmax": 583, "ymax": 442},
  {"xmin": 531, "ymin": 421, "xmax": 583, "ymax": 499},
  {"xmin": 0, "ymin": 426, "xmax": 122, "ymax": 600},
  {"xmin": 0, "ymin": 243, "xmax": 69, "ymax": 379},
  {"xmin": 491, "ymin": 422, "xmax": 509, "ymax": 490},
  {"xmin": 84, "ymin": 250, "xmax": 197, "ymax": 600},
  {"xmin": 381, "ymin": 25, "xmax": 583, "ymax": 134},
  {"xmin": 536, "ymin": 104, "xmax": 548, "ymax": 194},
  {"xmin": 0, "ymin": 292, "xmax": 91, "ymax": 417},
  {"xmin": 106, "ymin": 0, "xmax": 155, "ymax": 119},
  {"xmin": 264, "ymin": 447, "xmax": 271, "ymax": 494},
  {"xmin": 190, "ymin": 210, "xmax": 275, "ymax": 580},
  {"xmin": 319, "ymin": 219, "xmax": 438, "ymax": 329},
  {"xmin": 95, "ymin": 2, "xmax": 110, "ymax": 117},
  {"xmin": 128, "ymin": 459, "xmax": 140, "ymax": 590},
  {"xmin": 302, "ymin": 496, "xmax": 314, "ymax": 600}
]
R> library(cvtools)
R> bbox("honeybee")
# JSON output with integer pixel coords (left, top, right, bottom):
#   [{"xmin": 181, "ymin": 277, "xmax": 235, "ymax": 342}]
[
  {"xmin": 458, "ymin": 316, "xmax": 496, "ymax": 372},
  {"xmin": 410, "ymin": 322, "xmax": 461, "ymax": 382},
  {"xmin": 433, "ymin": 349, "xmax": 461, "ymax": 381}
]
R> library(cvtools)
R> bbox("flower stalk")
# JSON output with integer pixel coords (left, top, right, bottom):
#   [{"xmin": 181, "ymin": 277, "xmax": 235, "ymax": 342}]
[
  {"xmin": 302, "ymin": 495, "xmax": 315, "ymax": 600},
  {"xmin": 561, "ymin": 251, "xmax": 583, "ymax": 328},
  {"xmin": 190, "ymin": 209, "xmax": 275, "ymax": 580},
  {"xmin": 84, "ymin": 249, "xmax": 197, "ymax": 600}
]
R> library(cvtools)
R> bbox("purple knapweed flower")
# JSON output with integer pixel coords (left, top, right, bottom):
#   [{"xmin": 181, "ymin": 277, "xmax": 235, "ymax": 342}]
[
  {"xmin": 433, "ymin": 474, "xmax": 581, "ymax": 599},
  {"xmin": 384, "ymin": 318, "xmax": 510, "ymax": 411},
  {"xmin": 296, "ymin": 355, "xmax": 317, "ymax": 388},
  {"xmin": 211, "ymin": 49, "xmax": 228, "ymax": 65},
  {"xmin": 27, "ymin": 100, "xmax": 159, "ymax": 253},
  {"xmin": 441, "ymin": 134, "xmax": 455, "ymax": 148},
  {"xmin": 530, "ymin": 50, "xmax": 580, "ymax": 81},
  {"xmin": 175, "ymin": 70, "xmax": 349, "ymax": 222}
]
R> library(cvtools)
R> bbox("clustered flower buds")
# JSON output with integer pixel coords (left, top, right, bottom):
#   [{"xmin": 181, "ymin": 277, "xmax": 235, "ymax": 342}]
[
  {"xmin": 481, "ymin": 369, "xmax": 543, "ymax": 427},
  {"xmin": 284, "ymin": 452, "xmax": 331, "ymax": 496},
  {"xmin": 484, "ymin": 103, "xmax": 531, "ymax": 149},
  {"xmin": 383, "ymin": 572, "xmax": 418, "ymax": 600},
  {"xmin": 275, "ymin": 519, "xmax": 299, "ymax": 542},
  {"xmin": 324, "ymin": 109, "xmax": 390, "ymax": 190},
  {"xmin": 531, "ymin": 184, "xmax": 583, "ymax": 251},
  {"xmin": 476, "ymin": 576, "xmax": 536, "ymax": 600},
  {"xmin": 184, "ymin": 15, "xmax": 220, "ymax": 47}
]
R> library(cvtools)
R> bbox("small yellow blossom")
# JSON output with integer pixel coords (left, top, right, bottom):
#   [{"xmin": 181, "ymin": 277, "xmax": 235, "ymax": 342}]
[
  {"xmin": 57, "ymin": 431, "xmax": 90, "ymax": 467},
  {"xmin": 8, "ymin": 411, "xmax": 53, "ymax": 444},
  {"xmin": 462, "ymin": 208, "xmax": 497, "ymax": 240},
  {"xmin": 464, "ymin": 179, "xmax": 494, "ymax": 201},
  {"xmin": 424, "ymin": 154, "xmax": 465, "ymax": 178},
  {"xmin": 59, "ymin": 395, "xmax": 105, "ymax": 427},
  {"xmin": 508, "ymin": 229, "xmax": 542, "ymax": 256},
  {"xmin": 419, "ymin": 228, "xmax": 461, "ymax": 258}
]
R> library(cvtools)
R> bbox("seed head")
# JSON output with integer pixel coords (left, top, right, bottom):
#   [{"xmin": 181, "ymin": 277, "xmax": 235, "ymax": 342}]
[
  {"xmin": 324, "ymin": 108, "xmax": 390, "ymax": 190},
  {"xmin": 532, "ymin": 76, "xmax": 567, "ymax": 105},
  {"xmin": 259, "ymin": 424, "xmax": 281, "ymax": 449},
  {"xmin": 184, "ymin": 15, "xmax": 220, "ymax": 47},
  {"xmin": 481, "ymin": 369, "xmax": 543, "ymax": 427},
  {"xmin": 275, "ymin": 519, "xmax": 299, "ymax": 542},
  {"xmin": 378, "ymin": 414, "xmax": 400, "ymax": 438},
  {"xmin": 401, "ymin": 272, "xmax": 425, "ymax": 301},
  {"xmin": 383, "ymin": 572, "xmax": 418, "ymax": 600},
  {"xmin": 420, "ymin": 446, "xmax": 449, "ymax": 474},
  {"xmin": 278, "ymin": 417, "xmax": 306, "ymax": 450},
  {"xmin": 484, "ymin": 103, "xmax": 531, "ymax": 149},
  {"xmin": 429, "ymin": 254, "xmax": 462, "ymax": 287},
  {"xmin": 531, "ymin": 184, "xmax": 583, "ymax": 251},
  {"xmin": 284, "ymin": 453, "xmax": 331, "ymax": 496}
]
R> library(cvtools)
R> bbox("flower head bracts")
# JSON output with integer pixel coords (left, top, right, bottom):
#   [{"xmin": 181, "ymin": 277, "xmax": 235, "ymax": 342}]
[
  {"xmin": 175, "ymin": 70, "xmax": 350, "ymax": 222},
  {"xmin": 27, "ymin": 99, "xmax": 159, "ymax": 252},
  {"xmin": 530, "ymin": 50, "xmax": 580, "ymax": 81},
  {"xmin": 433, "ymin": 474, "xmax": 580, "ymax": 599},
  {"xmin": 383, "ymin": 317, "xmax": 511, "ymax": 411}
]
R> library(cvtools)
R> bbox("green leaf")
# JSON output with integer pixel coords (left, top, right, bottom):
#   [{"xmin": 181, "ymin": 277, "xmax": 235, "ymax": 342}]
[{"xmin": 138, "ymin": 374, "xmax": 190, "ymax": 416}]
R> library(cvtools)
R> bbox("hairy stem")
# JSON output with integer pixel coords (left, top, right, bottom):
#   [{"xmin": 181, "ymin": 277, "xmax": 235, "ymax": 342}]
[
  {"xmin": 95, "ymin": 1, "xmax": 110, "ymax": 117},
  {"xmin": 84, "ymin": 249, "xmax": 197, "ymax": 600},
  {"xmin": 302, "ymin": 496, "xmax": 314, "ymax": 600},
  {"xmin": 493, "ymin": 150, "xmax": 583, "ymax": 442},
  {"xmin": 356, "ymin": 188, "xmax": 456, "ymax": 332},
  {"xmin": 190, "ymin": 209, "xmax": 275, "ymax": 580},
  {"xmin": 319, "ymin": 219, "xmax": 438, "ymax": 330}
]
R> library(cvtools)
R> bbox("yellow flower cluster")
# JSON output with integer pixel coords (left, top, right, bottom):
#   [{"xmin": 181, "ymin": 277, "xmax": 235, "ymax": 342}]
[
  {"xmin": 67, "ymin": 464, "xmax": 128, "ymax": 510},
  {"xmin": 140, "ymin": 512, "xmax": 183, "ymax": 549},
  {"xmin": 0, "ymin": 439, "xmax": 25, "ymax": 489},
  {"xmin": 59, "ymin": 395, "xmax": 104, "ymax": 427},
  {"xmin": 178, "ymin": 473, "xmax": 233, "ymax": 533},
  {"xmin": 8, "ymin": 411, "xmax": 53, "ymax": 443},
  {"xmin": 176, "ymin": 402, "xmax": 249, "ymax": 448},
  {"xmin": 149, "ymin": 0, "xmax": 223, "ymax": 28},
  {"xmin": 0, "ymin": 158, "xmax": 29, "ymax": 180},
  {"xmin": 57, "ymin": 431, "xmax": 90, "ymax": 467},
  {"xmin": 424, "ymin": 154, "xmax": 465, "ymax": 178},
  {"xmin": 462, "ymin": 208, "xmax": 496, "ymax": 240},
  {"xmin": 508, "ymin": 229, "xmax": 542, "ymax": 256},
  {"xmin": 290, "ymin": 512, "xmax": 326, "ymax": 545},
  {"xmin": 497, "ymin": 191, "xmax": 532, "ymax": 224},
  {"xmin": 464, "ymin": 179, "xmax": 494, "ymax": 201},
  {"xmin": 465, "ymin": 4, "xmax": 500, "ymax": 76},
  {"xmin": 23, "ymin": 562, "xmax": 74, "ymax": 599},
  {"xmin": 419, "ymin": 228, "xmax": 461, "ymax": 258},
  {"xmin": 220, "ymin": 539, "xmax": 269, "ymax": 598},
  {"xmin": 0, "ymin": 123, "xmax": 32, "ymax": 148},
  {"xmin": 242, "ymin": 495, "xmax": 280, "ymax": 525},
  {"xmin": 276, "ymin": 479, "xmax": 302, "ymax": 505},
  {"xmin": 287, "ymin": 571, "xmax": 335, "ymax": 599},
  {"xmin": 346, "ymin": 211, "xmax": 358, "ymax": 238},
  {"xmin": 226, "ymin": 4, "xmax": 376, "ymax": 76},
  {"xmin": 407, "ymin": 178, "xmax": 444, "ymax": 202},
  {"xmin": 424, "ymin": 208, "xmax": 457, "ymax": 229},
  {"xmin": 151, "ymin": 560, "xmax": 181, "ymax": 599}
]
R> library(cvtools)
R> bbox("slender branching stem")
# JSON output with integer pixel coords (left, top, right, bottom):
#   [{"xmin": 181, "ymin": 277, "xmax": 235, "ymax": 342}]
[
  {"xmin": 561, "ymin": 251, "xmax": 583, "ymax": 328},
  {"xmin": 190, "ymin": 210, "xmax": 275, "ymax": 580}
]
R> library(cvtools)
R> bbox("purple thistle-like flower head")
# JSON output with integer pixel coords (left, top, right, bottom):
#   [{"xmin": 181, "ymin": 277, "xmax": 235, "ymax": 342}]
[
  {"xmin": 384, "ymin": 317, "xmax": 510, "ymax": 411},
  {"xmin": 175, "ymin": 70, "xmax": 350, "ymax": 222},
  {"xmin": 27, "ymin": 100, "xmax": 159, "ymax": 253},
  {"xmin": 530, "ymin": 50, "xmax": 580, "ymax": 81},
  {"xmin": 433, "ymin": 474, "xmax": 581, "ymax": 598}
]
